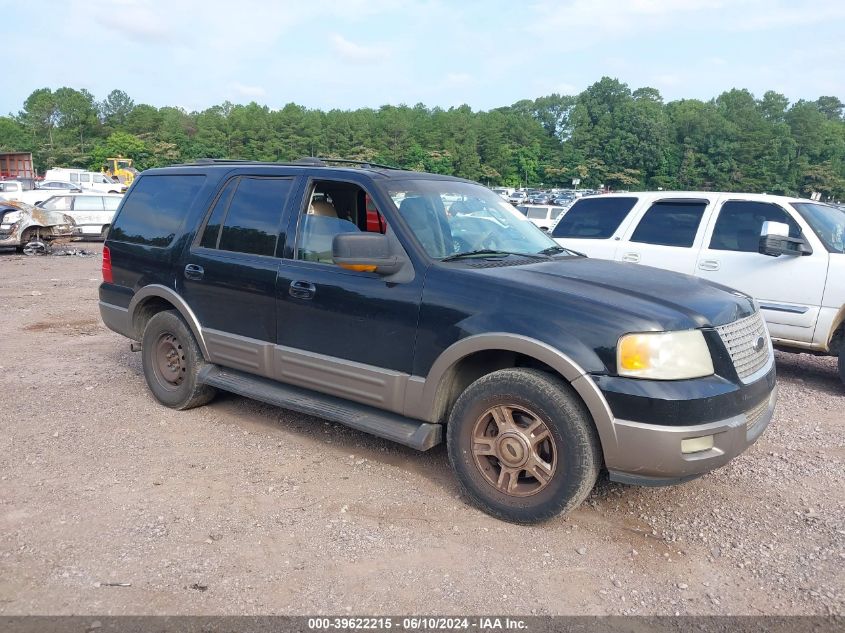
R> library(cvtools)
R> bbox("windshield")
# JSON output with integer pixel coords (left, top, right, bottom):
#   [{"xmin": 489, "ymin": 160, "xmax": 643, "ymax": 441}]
[
  {"xmin": 386, "ymin": 179, "xmax": 564, "ymax": 260},
  {"xmin": 792, "ymin": 202, "xmax": 845, "ymax": 253}
]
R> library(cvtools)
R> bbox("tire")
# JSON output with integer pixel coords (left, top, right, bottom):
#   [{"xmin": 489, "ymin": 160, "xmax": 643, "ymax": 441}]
[
  {"xmin": 447, "ymin": 368, "xmax": 601, "ymax": 524},
  {"xmin": 839, "ymin": 351, "xmax": 844, "ymax": 386},
  {"xmin": 141, "ymin": 310, "xmax": 216, "ymax": 410}
]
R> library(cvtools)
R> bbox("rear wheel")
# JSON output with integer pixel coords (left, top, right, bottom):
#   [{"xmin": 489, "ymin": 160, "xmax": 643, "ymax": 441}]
[
  {"xmin": 838, "ymin": 351, "xmax": 844, "ymax": 386},
  {"xmin": 141, "ymin": 310, "xmax": 216, "ymax": 410},
  {"xmin": 446, "ymin": 368, "xmax": 601, "ymax": 524}
]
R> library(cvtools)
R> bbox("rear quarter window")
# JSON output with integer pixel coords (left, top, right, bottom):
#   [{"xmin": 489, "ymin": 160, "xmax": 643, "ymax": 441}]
[
  {"xmin": 110, "ymin": 175, "xmax": 206, "ymax": 247},
  {"xmin": 552, "ymin": 197, "xmax": 638, "ymax": 239}
]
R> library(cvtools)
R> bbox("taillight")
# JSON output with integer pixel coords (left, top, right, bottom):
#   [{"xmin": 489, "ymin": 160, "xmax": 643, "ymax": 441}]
[{"xmin": 102, "ymin": 245, "xmax": 113, "ymax": 283}]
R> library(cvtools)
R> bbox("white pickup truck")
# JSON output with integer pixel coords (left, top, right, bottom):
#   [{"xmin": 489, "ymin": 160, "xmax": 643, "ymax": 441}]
[
  {"xmin": 551, "ymin": 192, "xmax": 845, "ymax": 385},
  {"xmin": 0, "ymin": 180, "xmax": 84, "ymax": 206}
]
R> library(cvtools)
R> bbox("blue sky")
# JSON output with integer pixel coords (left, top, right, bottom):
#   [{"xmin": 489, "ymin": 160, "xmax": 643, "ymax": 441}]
[{"xmin": 4, "ymin": 0, "xmax": 844, "ymax": 115}]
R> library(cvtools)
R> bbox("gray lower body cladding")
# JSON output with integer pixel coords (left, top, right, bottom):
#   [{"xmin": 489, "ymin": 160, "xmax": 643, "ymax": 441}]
[{"xmin": 198, "ymin": 365, "xmax": 442, "ymax": 451}]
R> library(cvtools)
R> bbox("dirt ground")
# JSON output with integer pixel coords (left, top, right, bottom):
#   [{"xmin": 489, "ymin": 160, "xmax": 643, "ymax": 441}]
[{"xmin": 0, "ymin": 245, "xmax": 842, "ymax": 616}]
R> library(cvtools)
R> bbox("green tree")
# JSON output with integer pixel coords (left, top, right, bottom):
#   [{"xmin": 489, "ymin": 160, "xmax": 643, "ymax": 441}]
[{"xmin": 99, "ymin": 89, "xmax": 136, "ymax": 127}]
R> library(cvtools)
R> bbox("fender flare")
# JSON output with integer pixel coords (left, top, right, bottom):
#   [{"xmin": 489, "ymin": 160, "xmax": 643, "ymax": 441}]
[
  {"xmin": 409, "ymin": 332, "xmax": 616, "ymax": 451},
  {"xmin": 127, "ymin": 284, "xmax": 209, "ymax": 358}
]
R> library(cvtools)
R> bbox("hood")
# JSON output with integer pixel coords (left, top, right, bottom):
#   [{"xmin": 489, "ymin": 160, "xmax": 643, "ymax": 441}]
[
  {"xmin": 1, "ymin": 200, "xmax": 76, "ymax": 232},
  {"xmin": 468, "ymin": 257, "xmax": 755, "ymax": 330}
]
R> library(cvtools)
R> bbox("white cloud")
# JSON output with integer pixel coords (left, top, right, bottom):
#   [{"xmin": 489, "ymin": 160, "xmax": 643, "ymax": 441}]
[
  {"xmin": 89, "ymin": 0, "xmax": 173, "ymax": 42},
  {"xmin": 330, "ymin": 34, "xmax": 390, "ymax": 63},
  {"xmin": 230, "ymin": 83, "xmax": 266, "ymax": 99},
  {"xmin": 446, "ymin": 72, "xmax": 473, "ymax": 86}
]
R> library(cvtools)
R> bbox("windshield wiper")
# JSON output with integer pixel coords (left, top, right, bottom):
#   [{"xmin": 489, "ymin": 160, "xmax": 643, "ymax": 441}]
[
  {"xmin": 538, "ymin": 244, "xmax": 586, "ymax": 257},
  {"xmin": 441, "ymin": 249, "xmax": 546, "ymax": 262}
]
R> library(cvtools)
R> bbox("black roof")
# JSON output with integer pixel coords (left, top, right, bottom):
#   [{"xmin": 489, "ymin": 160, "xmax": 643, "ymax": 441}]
[{"xmin": 156, "ymin": 157, "xmax": 471, "ymax": 183}]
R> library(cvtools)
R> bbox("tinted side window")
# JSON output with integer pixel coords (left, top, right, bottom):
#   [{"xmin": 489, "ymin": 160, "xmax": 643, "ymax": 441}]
[
  {"xmin": 199, "ymin": 178, "xmax": 238, "ymax": 249},
  {"xmin": 552, "ymin": 197, "xmax": 637, "ymax": 239},
  {"xmin": 710, "ymin": 201, "xmax": 801, "ymax": 252},
  {"xmin": 630, "ymin": 201, "xmax": 707, "ymax": 248},
  {"xmin": 217, "ymin": 177, "xmax": 291, "ymax": 256},
  {"xmin": 110, "ymin": 175, "xmax": 206, "ymax": 247}
]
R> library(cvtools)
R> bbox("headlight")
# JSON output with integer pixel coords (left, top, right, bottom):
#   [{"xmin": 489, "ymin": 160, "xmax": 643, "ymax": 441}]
[
  {"xmin": 617, "ymin": 330, "xmax": 714, "ymax": 380},
  {"xmin": 1, "ymin": 211, "xmax": 22, "ymax": 224}
]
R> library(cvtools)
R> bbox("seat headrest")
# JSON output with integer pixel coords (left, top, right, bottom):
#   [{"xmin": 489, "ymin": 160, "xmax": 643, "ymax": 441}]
[{"xmin": 309, "ymin": 199, "xmax": 337, "ymax": 218}]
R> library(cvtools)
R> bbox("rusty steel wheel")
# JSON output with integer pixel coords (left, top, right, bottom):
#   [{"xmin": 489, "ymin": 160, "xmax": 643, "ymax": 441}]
[
  {"xmin": 152, "ymin": 332, "xmax": 187, "ymax": 390},
  {"xmin": 447, "ymin": 368, "xmax": 601, "ymax": 524},
  {"xmin": 141, "ymin": 310, "xmax": 216, "ymax": 410},
  {"xmin": 471, "ymin": 404, "xmax": 556, "ymax": 497}
]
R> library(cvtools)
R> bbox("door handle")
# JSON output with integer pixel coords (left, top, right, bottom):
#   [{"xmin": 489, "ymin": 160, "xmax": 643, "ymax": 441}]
[
  {"xmin": 289, "ymin": 280, "xmax": 316, "ymax": 300},
  {"xmin": 184, "ymin": 264, "xmax": 204, "ymax": 280},
  {"xmin": 621, "ymin": 252, "xmax": 640, "ymax": 263},
  {"xmin": 698, "ymin": 259, "xmax": 720, "ymax": 271}
]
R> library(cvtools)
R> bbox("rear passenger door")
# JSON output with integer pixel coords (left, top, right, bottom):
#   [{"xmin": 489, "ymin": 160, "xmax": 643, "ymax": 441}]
[
  {"xmin": 71, "ymin": 195, "xmax": 108, "ymax": 236},
  {"xmin": 178, "ymin": 175, "xmax": 297, "ymax": 377},
  {"xmin": 614, "ymin": 197, "xmax": 711, "ymax": 275},
  {"xmin": 695, "ymin": 198, "xmax": 828, "ymax": 341}
]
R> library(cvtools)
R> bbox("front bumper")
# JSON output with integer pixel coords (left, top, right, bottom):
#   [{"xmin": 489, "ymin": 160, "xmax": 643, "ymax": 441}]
[{"xmin": 595, "ymin": 363, "xmax": 777, "ymax": 485}]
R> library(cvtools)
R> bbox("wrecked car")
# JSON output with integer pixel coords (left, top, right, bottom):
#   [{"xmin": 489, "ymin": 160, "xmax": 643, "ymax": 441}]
[{"xmin": 0, "ymin": 200, "xmax": 79, "ymax": 253}]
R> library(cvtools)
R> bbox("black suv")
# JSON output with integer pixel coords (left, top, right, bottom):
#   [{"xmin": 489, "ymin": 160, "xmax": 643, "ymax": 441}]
[{"xmin": 99, "ymin": 159, "xmax": 777, "ymax": 523}]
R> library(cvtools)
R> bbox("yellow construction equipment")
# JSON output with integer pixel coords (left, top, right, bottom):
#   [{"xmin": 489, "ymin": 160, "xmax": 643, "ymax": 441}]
[{"xmin": 103, "ymin": 157, "xmax": 138, "ymax": 187}]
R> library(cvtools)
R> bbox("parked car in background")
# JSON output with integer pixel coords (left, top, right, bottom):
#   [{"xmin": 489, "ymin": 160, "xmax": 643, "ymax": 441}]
[
  {"xmin": 516, "ymin": 204, "xmax": 567, "ymax": 231},
  {"xmin": 507, "ymin": 190, "xmax": 527, "ymax": 204},
  {"xmin": 0, "ymin": 200, "xmax": 78, "ymax": 252},
  {"xmin": 491, "ymin": 186, "xmax": 513, "ymax": 200},
  {"xmin": 40, "ymin": 193, "xmax": 122, "ymax": 239},
  {"xmin": 528, "ymin": 193, "xmax": 553, "ymax": 205},
  {"xmin": 44, "ymin": 168, "xmax": 126, "ymax": 194},
  {"xmin": 550, "ymin": 191, "xmax": 845, "ymax": 385},
  {"xmin": 38, "ymin": 180, "xmax": 84, "ymax": 192},
  {"xmin": 0, "ymin": 180, "xmax": 28, "ymax": 199}
]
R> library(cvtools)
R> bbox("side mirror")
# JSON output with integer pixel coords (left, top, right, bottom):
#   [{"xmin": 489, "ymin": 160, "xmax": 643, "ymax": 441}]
[
  {"xmin": 332, "ymin": 233, "xmax": 404, "ymax": 275},
  {"xmin": 759, "ymin": 221, "xmax": 812, "ymax": 257}
]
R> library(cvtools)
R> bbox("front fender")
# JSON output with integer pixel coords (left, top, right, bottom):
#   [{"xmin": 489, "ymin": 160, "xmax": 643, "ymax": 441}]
[{"xmin": 403, "ymin": 332, "xmax": 616, "ymax": 454}]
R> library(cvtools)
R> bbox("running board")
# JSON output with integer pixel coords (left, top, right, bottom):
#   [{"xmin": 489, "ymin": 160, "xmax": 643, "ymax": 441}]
[{"xmin": 198, "ymin": 365, "xmax": 442, "ymax": 451}]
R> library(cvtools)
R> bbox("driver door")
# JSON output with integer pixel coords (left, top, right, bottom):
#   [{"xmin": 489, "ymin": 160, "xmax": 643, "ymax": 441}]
[{"xmin": 274, "ymin": 176, "xmax": 424, "ymax": 413}]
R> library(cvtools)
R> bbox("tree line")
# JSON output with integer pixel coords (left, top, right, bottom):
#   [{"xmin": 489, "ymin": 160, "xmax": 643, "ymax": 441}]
[{"xmin": 1, "ymin": 77, "xmax": 843, "ymax": 199}]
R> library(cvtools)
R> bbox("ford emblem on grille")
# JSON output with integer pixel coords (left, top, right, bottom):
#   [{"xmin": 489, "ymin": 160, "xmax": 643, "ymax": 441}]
[{"xmin": 753, "ymin": 336, "xmax": 766, "ymax": 352}]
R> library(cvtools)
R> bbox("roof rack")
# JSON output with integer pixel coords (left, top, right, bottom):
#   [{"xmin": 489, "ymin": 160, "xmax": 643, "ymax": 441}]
[
  {"xmin": 313, "ymin": 157, "xmax": 400, "ymax": 170},
  {"xmin": 187, "ymin": 156, "xmax": 400, "ymax": 170}
]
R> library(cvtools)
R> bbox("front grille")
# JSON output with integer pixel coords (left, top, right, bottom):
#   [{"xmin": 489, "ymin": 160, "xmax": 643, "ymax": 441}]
[
  {"xmin": 745, "ymin": 397, "xmax": 770, "ymax": 430},
  {"xmin": 715, "ymin": 312, "xmax": 771, "ymax": 381}
]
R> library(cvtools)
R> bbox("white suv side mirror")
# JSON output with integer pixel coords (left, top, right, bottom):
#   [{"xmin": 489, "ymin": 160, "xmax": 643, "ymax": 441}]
[{"xmin": 759, "ymin": 221, "xmax": 812, "ymax": 257}]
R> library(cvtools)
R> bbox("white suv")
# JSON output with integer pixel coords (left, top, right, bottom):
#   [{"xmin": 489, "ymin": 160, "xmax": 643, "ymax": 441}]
[{"xmin": 551, "ymin": 192, "xmax": 845, "ymax": 384}]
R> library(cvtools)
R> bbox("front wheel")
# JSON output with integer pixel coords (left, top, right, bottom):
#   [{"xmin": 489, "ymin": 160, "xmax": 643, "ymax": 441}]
[
  {"xmin": 141, "ymin": 310, "xmax": 216, "ymax": 410},
  {"xmin": 447, "ymin": 368, "xmax": 601, "ymax": 524}
]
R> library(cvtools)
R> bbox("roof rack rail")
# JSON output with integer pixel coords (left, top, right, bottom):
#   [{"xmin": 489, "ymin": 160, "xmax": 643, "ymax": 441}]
[
  {"xmin": 313, "ymin": 157, "xmax": 400, "ymax": 170},
  {"xmin": 185, "ymin": 157, "xmax": 400, "ymax": 169}
]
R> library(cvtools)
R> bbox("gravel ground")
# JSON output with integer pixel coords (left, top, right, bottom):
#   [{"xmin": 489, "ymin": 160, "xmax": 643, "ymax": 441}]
[{"xmin": 0, "ymin": 246, "xmax": 842, "ymax": 616}]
